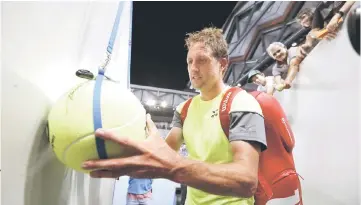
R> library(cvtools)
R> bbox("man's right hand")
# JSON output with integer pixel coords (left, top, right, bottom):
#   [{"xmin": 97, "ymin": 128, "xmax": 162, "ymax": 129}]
[
  {"xmin": 283, "ymin": 80, "xmax": 292, "ymax": 89},
  {"xmin": 326, "ymin": 13, "xmax": 342, "ymax": 32},
  {"xmin": 274, "ymin": 83, "xmax": 286, "ymax": 91}
]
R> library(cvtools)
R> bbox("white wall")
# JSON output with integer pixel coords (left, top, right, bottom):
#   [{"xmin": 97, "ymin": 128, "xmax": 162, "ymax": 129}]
[
  {"xmin": 273, "ymin": 9, "xmax": 360, "ymax": 204},
  {"xmin": 2, "ymin": 1, "xmax": 132, "ymax": 205}
]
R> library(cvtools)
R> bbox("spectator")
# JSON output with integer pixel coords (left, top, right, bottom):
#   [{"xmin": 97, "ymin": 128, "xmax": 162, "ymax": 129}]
[
  {"xmin": 289, "ymin": 2, "xmax": 356, "ymax": 86},
  {"xmin": 266, "ymin": 42, "xmax": 302, "ymax": 91},
  {"xmin": 296, "ymin": 2, "xmax": 356, "ymax": 51},
  {"xmin": 247, "ymin": 70, "xmax": 275, "ymax": 95},
  {"xmin": 178, "ymin": 143, "xmax": 188, "ymax": 205},
  {"xmin": 296, "ymin": 2, "xmax": 350, "ymax": 30},
  {"xmin": 126, "ymin": 177, "xmax": 153, "ymax": 205},
  {"xmin": 325, "ymin": 1, "xmax": 356, "ymax": 33},
  {"xmin": 179, "ymin": 143, "xmax": 188, "ymax": 158}
]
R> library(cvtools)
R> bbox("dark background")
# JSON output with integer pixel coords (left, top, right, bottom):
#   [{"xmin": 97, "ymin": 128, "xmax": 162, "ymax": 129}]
[{"xmin": 130, "ymin": 1, "xmax": 237, "ymax": 90}]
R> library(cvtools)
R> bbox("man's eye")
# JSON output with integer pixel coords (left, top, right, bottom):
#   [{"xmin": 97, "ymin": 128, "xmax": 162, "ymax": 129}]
[{"xmin": 199, "ymin": 58, "xmax": 206, "ymax": 63}]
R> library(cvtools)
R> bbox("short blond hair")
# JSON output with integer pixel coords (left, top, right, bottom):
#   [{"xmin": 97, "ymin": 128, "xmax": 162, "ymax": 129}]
[
  {"xmin": 185, "ymin": 27, "xmax": 228, "ymax": 59},
  {"xmin": 266, "ymin": 42, "xmax": 287, "ymax": 57}
]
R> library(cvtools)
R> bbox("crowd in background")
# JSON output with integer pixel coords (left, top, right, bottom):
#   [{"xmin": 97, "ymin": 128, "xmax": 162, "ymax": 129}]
[{"xmin": 247, "ymin": 1, "xmax": 355, "ymax": 96}]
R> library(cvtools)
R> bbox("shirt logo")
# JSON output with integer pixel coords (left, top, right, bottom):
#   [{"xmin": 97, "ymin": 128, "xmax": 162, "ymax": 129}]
[{"xmin": 211, "ymin": 109, "xmax": 219, "ymax": 118}]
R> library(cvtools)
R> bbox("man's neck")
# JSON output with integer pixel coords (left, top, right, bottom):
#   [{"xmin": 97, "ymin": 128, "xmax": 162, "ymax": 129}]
[{"xmin": 199, "ymin": 82, "xmax": 226, "ymax": 101}]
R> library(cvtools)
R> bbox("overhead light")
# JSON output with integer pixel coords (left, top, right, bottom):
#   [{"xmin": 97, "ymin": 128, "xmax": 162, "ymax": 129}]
[
  {"xmin": 292, "ymin": 42, "xmax": 297, "ymax": 46},
  {"xmin": 146, "ymin": 99, "xmax": 156, "ymax": 106},
  {"xmin": 160, "ymin": 101, "xmax": 167, "ymax": 108}
]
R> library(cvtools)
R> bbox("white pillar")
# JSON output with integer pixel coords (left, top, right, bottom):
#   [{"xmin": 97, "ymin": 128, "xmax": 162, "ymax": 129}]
[{"xmin": 2, "ymin": 1, "xmax": 133, "ymax": 205}]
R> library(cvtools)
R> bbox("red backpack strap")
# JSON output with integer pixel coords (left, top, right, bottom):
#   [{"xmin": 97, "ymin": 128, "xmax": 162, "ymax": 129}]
[
  {"xmin": 180, "ymin": 98, "xmax": 193, "ymax": 125},
  {"xmin": 249, "ymin": 90, "xmax": 262, "ymax": 99},
  {"xmin": 219, "ymin": 87, "xmax": 243, "ymax": 138}
]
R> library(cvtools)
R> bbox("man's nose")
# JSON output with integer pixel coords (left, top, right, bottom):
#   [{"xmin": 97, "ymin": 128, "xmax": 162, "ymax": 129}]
[{"xmin": 189, "ymin": 64, "xmax": 199, "ymax": 72}]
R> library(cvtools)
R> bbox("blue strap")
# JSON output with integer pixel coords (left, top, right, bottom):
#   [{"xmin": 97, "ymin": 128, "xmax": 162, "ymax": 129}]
[
  {"xmin": 107, "ymin": 3, "xmax": 123, "ymax": 54},
  {"xmin": 93, "ymin": 2, "xmax": 124, "ymax": 159}
]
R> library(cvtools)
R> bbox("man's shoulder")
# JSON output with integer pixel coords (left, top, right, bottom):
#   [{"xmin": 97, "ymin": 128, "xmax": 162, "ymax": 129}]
[
  {"xmin": 230, "ymin": 89, "xmax": 263, "ymax": 116},
  {"xmin": 175, "ymin": 95, "xmax": 200, "ymax": 113}
]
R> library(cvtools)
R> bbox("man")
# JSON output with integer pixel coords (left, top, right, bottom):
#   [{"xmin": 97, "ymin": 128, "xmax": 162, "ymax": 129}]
[
  {"xmin": 178, "ymin": 143, "xmax": 188, "ymax": 205},
  {"xmin": 266, "ymin": 42, "xmax": 301, "ymax": 91},
  {"xmin": 126, "ymin": 177, "xmax": 153, "ymax": 205},
  {"xmin": 247, "ymin": 70, "xmax": 275, "ymax": 95},
  {"xmin": 82, "ymin": 27, "xmax": 267, "ymax": 205}
]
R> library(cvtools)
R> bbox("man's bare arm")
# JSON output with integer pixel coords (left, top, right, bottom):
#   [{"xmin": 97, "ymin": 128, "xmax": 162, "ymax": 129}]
[
  {"xmin": 339, "ymin": 1, "xmax": 355, "ymax": 14},
  {"xmin": 274, "ymin": 75, "xmax": 282, "ymax": 85},
  {"xmin": 170, "ymin": 140, "xmax": 261, "ymax": 198},
  {"xmin": 266, "ymin": 84, "xmax": 275, "ymax": 95},
  {"xmin": 327, "ymin": 1, "xmax": 356, "ymax": 32},
  {"xmin": 285, "ymin": 58, "xmax": 301, "ymax": 86},
  {"xmin": 165, "ymin": 127, "xmax": 183, "ymax": 151}
]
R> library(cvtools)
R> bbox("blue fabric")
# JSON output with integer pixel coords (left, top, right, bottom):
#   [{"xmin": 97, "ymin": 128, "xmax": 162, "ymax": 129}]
[
  {"xmin": 107, "ymin": 2, "xmax": 123, "ymax": 54},
  {"xmin": 93, "ymin": 2, "xmax": 123, "ymax": 159},
  {"xmin": 128, "ymin": 178, "xmax": 153, "ymax": 194}
]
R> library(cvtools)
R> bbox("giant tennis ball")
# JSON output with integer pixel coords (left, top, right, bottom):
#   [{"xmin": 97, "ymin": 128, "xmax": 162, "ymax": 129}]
[{"xmin": 47, "ymin": 80, "xmax": 146, "ymax": 173}]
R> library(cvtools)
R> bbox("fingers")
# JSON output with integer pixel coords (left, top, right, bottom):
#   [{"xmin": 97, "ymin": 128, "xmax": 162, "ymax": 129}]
[
  {"xmin": 90, "ymin": 169, "xmax": 123, "ymax": 178},
  {"xmin": 95, "ymin": 129, "xmax": 139, "ymax": 150},
  {"xmin": 325, "ymin": 32, "xmax": 337, "ymax": 41},
  {"xmin": 89, "ymin": 166, "xmax": 139, "ymax": 178},
  {"xmin": 82, "ymin": 155, "xmax": 141, "ymax": 170},
  {"xmin": 275, "ymin": 84, "xmax": 285, "ymax": 91},
  {"xmin": 145, "ymin": 114, "xmax": 158, "ymax": 136},
  {"xmin": 90, "ymin": 169, "xmax": 153, "ymax": 179}
]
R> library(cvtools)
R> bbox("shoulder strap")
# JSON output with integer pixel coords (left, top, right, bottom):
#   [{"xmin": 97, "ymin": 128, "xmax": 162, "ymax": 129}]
[
  {"xmin": 219, "ymin": 87, "xmax": 243, "ymax": 138},
  {"xmin": 249, "ymin": 90, "xmax": 262, "ymax": 99},
  {"xmin": 180, "ymin": 98, "xmax": 193, "ymax": 125}
]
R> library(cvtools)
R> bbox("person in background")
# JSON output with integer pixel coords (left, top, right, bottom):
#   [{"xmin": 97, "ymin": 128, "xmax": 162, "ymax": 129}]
[
  {"xmin": 296, "ymin": 2, "xmax": 356, "ymax": 55},
  {"xmin": 324, "ymin": 1, "xmax": 355, "ymax": 33},
  {"xmin": 178, "ymin": 143, "xmax": 188, "ymax": 205},
  {"xmin": 126, "ymin": 177, "xmax": 153, "ymax": 205},
  {"xmin": 296, "ymin": 2, "xmax": 354, "ymax": 31},
  {"xmin": 247, "ymin": 70, "xmax": 275, "ymax": 95},
  {"xmin": 266, "ymin": 42, "xmax": 302, "ymax": 91}
]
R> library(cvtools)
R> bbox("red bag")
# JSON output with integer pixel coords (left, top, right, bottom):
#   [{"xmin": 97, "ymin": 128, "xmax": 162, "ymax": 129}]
[{"xmin": 180, "ymin": 87, "xmax": 303, "ymax": 205}]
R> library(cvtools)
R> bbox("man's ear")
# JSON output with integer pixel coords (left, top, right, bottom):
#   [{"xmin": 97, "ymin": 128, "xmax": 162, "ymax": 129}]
[{"xmin": 219, "ymin": 57, "xmax": 229, "ymax": 74}]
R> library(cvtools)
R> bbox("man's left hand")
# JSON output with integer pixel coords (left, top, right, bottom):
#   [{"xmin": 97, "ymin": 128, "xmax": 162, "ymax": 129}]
[
  {"xmin": 82, "ymin": 114, "xmax": 182, "ymax": 179},
  {"xmin": 284, "ymin": 80, "xmax": 292, "ymax": 89},
  {"xmin": 326, "ymin": 14, "xmax": 342, "ymax": 33}
]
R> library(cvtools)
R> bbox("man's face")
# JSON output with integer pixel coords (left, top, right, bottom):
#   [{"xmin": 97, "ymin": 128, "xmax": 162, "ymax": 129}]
[
  {"xmin": 269, "ymin": 45, "xmax": 287, "ymax": 62},
  {"xmin": 186, "ymin": 42, "xmax": 227, "ymax": 91},
  {"xmin": 299, "ymin": 14, "xmax": 312, "ymax": 28},
  {"xmin": 252, "ymin": 74, "xmax": 266, "ymax": 86}
]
